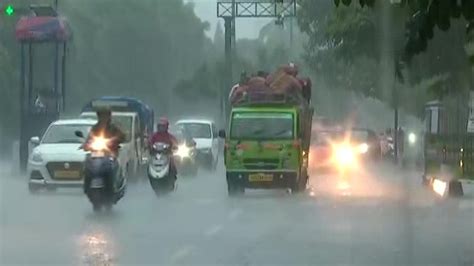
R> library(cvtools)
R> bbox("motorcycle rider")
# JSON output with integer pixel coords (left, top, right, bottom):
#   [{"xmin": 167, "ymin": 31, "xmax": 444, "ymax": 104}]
[
  {"xmin": 149, "ymin": 117, "xmax": 178, "ymax": 176},
  {"xmin": 83, "ymin": 107, "xmax": 126, "ymax": 194}
]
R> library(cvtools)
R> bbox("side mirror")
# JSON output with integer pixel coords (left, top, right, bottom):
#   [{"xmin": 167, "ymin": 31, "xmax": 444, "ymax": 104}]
[
  {"xmin": 75, "ymin": 131, "xmax": 84, "ymax": 138},
  {"xmin": 218, "ymin": 129, "xmax": 226, "ymax": 139},
  {"xmin": 30, "ymin": 136, "xmax": 40, "ymax": 145}
]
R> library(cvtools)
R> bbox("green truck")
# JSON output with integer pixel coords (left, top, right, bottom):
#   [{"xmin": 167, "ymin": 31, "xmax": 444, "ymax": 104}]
[{"xmin": 219, "ymin": 78, "xmax": 313, "ymax": 196}]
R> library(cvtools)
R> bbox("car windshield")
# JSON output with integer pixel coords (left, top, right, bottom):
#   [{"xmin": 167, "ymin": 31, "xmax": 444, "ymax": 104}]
[
  {"xmin": 177, "ymin": 123, "xmax": 211, "ymax": 138},
  {"xmin": 42, "ymin": 124, "xmax": 92, "ymax": 144},
  {"xmin": 231, "ymin": 112, "xmax": 294, "ymax": 140}
]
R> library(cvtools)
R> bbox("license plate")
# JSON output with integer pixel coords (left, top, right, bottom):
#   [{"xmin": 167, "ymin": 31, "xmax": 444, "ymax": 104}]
[
  {"xmin": 248, "ymin": 173, "xmax": 274, "ymax": 182},
  {"xmin": 54, "ymin": 170, "xmax": 80, "ymax": 179},
  {"xmin": 91, "ymin": 151, "xmax": 105, "ymax": 157},
  {"xmin": 91, "ymin": 178, "xmax": 104, "ymax": 188}
]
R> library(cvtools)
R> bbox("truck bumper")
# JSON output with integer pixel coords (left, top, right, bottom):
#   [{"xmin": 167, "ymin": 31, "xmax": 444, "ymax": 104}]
[{"xmin": 226, "ymin": 170, "xmax": 298, "ymax": 189}]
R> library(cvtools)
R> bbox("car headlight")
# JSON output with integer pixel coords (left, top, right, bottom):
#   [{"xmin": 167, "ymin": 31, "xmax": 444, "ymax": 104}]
[
  {"xmin": 31, "ymin": 151, "xmax": 43, "ymax": 163},
  {"xmin": 358, "ymin": 143, "xmax": 369, "ymax": 154},
  {"xmin": 175, "ymin": 144, "xmax": 190, "ymax": 159},
  {"xmin": 334, "ymin": 145, "xmax": 355, "ymax": 167}
]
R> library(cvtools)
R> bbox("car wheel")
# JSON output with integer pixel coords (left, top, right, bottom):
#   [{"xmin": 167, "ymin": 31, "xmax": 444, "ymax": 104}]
[{"xmin": 28, "ymin": 183, "xmax": 41, "ymax": 194}]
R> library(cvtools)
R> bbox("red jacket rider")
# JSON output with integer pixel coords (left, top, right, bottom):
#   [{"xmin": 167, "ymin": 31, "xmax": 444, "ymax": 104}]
[{"xmin": 149, "ymin": 117, "xmax": 178, "ymax": 149}]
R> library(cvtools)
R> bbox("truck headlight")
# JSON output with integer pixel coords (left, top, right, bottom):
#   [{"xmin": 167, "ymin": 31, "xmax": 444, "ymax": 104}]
[{"xmin": 31, "ymin": 151, "xmax": 43, "ymax": 163}]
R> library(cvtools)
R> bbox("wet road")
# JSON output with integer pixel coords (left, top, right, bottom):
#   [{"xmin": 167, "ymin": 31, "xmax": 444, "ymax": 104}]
[{"xmin": 1, "ymin": 162, "xmax": 473, "ymax": 266}]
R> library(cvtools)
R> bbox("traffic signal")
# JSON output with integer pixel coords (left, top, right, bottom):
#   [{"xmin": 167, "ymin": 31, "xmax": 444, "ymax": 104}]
[{"xmin": 4, "ymin": 4, "xmax": 15, "ymax": 16}]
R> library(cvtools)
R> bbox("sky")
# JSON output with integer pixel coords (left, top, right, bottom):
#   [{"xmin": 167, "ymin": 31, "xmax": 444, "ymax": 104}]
[{"xmin": 185, "ymin": 0, "xmax": 271, "ymax": 40}]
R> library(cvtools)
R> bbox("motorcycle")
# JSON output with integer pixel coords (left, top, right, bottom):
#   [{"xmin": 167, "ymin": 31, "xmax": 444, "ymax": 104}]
[
  {"xmin": 148, "ymin": 142, "xmax": 177, "ymax": 195},
  {"xmin": 76, "ymin": 131, "xmax": 126, "ymax": 212}
]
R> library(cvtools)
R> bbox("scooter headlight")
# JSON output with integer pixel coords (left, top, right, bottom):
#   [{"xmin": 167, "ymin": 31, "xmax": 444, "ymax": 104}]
[{"xmin": 90, "ymin": 136, "xmax": 109, "ymax": 151}]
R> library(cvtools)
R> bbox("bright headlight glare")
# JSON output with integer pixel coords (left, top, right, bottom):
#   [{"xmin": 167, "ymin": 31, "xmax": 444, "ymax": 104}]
[
  {"xmin": 432, "ymin": 178, "xmax": 447, "ymax": 197},
  {"xmin": 335, "ymin": 145, "xmax": 354, "ymax": 166},
  {"xmin": 175, "ymin": 144, "xmax": 190, "ymax": 158},
  {"xmin": 408, "ymin": 133, "xmax": 416, "ymax": 144},
  {"xmin": 90, "ymin": 137, "xmax": 108, "ymax": 151},
  {"xmin": 359, "ymin": 143, "xmax": 369, "ymax": 153}
]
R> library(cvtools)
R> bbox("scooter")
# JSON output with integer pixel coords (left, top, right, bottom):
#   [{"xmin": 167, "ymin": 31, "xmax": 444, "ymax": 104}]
[
  {"xmin": 148, "ymin": 142, "xmax": 177, "ymax": 195},
  {"xmin": 76, "ymin": 131, "xmax": 126, "ymax": 212}
]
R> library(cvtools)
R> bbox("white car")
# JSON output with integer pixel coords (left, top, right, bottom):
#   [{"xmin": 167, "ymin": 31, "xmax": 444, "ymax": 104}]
[
  {"xmin": 27, "ymin": 119, "xmax": 97, "ymax": 192},
  {"xmin": 175, "ymin": 119, "xmax": 219, "ymax": 170}
]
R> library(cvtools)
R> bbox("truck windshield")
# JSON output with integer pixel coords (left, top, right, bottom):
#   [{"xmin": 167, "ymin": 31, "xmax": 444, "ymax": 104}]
[
  {"xmin": 231, "ymin": 112, "xmax": 294, "ymax": 140},
  {"xmin": 111, "ymin": 116, "xmax": 132, "ymax": 143}
]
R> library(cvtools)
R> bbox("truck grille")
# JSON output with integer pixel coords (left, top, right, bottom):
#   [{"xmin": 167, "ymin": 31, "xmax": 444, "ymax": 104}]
[
  {"xmin": 46, "ymin": 162, "xmax": 83, "ymax": 180},
  {"xmin": 243, "ymin": 158, "xmax": 279, "ymax": 170}
]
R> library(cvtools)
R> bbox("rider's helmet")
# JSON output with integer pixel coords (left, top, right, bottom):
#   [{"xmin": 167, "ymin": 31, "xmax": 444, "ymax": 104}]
[{"xmin": 157, "ymin": 117, "xmax": 170, "ymax": 133}]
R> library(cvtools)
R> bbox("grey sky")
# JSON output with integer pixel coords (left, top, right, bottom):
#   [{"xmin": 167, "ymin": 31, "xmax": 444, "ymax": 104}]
[{"xmin": 185, "ymin": 0, "xmax": 271, "ymax": 39}]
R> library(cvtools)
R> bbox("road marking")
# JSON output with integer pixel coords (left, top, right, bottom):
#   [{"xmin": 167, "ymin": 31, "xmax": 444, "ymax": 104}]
[
  {"xmin": 169, "ymin": 245, "xmax": 194, "ymax": 264},
  {"xmin": 228, "ymin": 209, "xmax": 243, "ymax": 220},
  {"xmin": 204, "ymin": 224, "xmax": 223, "ymax": 237}
]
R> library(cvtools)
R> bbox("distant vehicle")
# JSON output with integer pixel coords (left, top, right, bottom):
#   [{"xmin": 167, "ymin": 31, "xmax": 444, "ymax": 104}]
[
  {"xmin": 311, "ymin": 129, "xmax": 343, "ymax": 174},
  {"xmin": 172, "ymin": 127, "xmax": 198, "ymax": 176},
  {"xmin": 175, "ymin": 119, "xmax": 219, "ymax": 171},
  {"xmin": 312, "ymin": 127, "xmax": 381, "ymax": 175},
  {"xmin": 347, "ymin": 128, "xmax": 382, "ymax": 161},
  {"xmin": 221, "ymin": 66, "xmax": 314, "ymax": 195},
  {"xmin": 27, "ymin": 119, "xmax": 96, "ymax": 193}
]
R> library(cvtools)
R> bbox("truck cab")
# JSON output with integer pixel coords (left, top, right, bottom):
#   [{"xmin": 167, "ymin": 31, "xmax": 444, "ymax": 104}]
[{"xmin": 222, "ymin": 105, "xmax": 311, "ymax": 195}]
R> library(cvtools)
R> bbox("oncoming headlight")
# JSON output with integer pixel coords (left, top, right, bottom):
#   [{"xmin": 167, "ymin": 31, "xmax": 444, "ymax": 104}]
[
  {"xmin": 175, "ymin": 144, "xmax": 190, "ymax": 159},
  {"xmin": 358, "ymin": 143, "xmax": 369, "ymax": 154}
]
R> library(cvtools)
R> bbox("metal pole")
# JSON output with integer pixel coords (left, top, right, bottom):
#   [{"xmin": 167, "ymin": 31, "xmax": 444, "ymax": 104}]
[
  {"xmin": 28, "ymin": 43, "xmax": 33, "ymax": 112},
  {"xmin": 61, "ymin": 42, "xmax": 66, "ymax": 111},
  {"xmin": 54, "ymin": 42, "xmax": 59, "ymax": 111},
  {"xmin": 231, "ymin": 0, "xmax": 236, "ymax": 51},
  {"xmin": 19, "ymin": 44, "xmax": 27, "ymax": 172},
  {"xmin": 224, "ymin": 17, "xmax": 233, "ymax": 124}
]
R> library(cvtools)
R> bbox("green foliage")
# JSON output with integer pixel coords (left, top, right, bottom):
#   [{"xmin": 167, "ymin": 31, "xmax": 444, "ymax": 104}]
[{"xmin": 0, "ymin": 0, "xmax": 212, "ymax": 143}]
